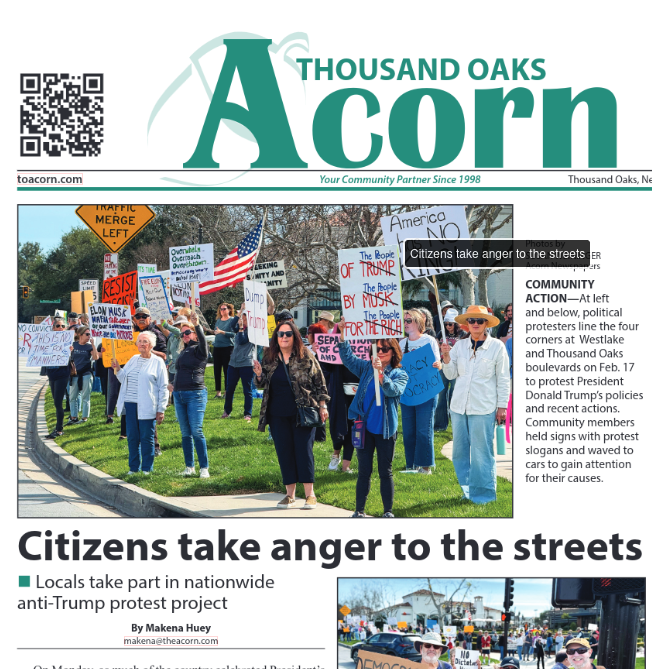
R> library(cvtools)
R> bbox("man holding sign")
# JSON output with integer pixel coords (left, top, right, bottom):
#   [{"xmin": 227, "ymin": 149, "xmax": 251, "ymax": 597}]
[{"xmin": 337, "ymin": 317, "xmax": 407, "ymax": 518}]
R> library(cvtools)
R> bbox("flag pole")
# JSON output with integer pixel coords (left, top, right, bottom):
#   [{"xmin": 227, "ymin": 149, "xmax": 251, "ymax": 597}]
[{"xmin": 432, "ymin": 275, "xmax": 445, "ymax": 341}]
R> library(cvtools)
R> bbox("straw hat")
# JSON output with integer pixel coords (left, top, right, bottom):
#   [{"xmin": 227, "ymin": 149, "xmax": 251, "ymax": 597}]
[
  {"xmin": 455, "ymin": 305, "xmax": 500, "ymax": 328},
  {"xmin": 414, "ymin": 632, "xmax": 448, "ymax": 652},
  {"xmin": 317, "ymin": 310, "xmax": 335, "ymax": 326}
]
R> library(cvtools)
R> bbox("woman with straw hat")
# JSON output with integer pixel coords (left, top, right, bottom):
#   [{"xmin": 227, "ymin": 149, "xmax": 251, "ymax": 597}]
[{"xmin": 440, "ymin": 305, "xmax": 510, "ymax": 504}]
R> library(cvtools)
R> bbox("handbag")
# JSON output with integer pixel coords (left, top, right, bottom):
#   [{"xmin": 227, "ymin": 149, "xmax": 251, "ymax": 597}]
[
  {"xmin": 69, "ymin": 361, "xmax": 77, "ymax": 377},
  {"xmin": 280, "ymin": 357, "xmax": 324, "ymax": 428}
]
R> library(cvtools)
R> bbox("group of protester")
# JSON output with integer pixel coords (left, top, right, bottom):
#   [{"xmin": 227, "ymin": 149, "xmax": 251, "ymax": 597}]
[{"xmin": 41, "ymin": 295, "xmax": 513, "ymax": 516}]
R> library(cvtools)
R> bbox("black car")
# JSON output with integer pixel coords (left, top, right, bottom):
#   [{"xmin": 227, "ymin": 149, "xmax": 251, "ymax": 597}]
[{"xmin": 350, "ymin": 633, "xmax": 422, "ymax": 662}]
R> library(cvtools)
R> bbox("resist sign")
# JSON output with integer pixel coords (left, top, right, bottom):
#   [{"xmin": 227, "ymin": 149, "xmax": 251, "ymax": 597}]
[{"xmin": 338, "ymin": 245, "xmax": 403, "ymax": 340}]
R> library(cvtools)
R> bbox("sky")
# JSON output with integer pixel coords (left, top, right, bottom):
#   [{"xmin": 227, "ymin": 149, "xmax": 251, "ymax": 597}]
[
  {"xmin": 338, "ymin": 578, "xmax": 554, "ymax": 617},
  {"xmin": 18, "ymin": 205, "xmax": 83, "ymax": 253}
]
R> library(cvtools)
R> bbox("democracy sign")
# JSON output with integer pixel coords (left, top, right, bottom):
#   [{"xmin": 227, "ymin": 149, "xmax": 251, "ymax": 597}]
[
  {"xmin": 137, "ymin": 263, "xmax": 157, "ymax": 306},
  {"xmin": 102, "ymin": 271, "xmax": 138, "ymax": 315},
  {"xmin": 169, "ymin": 243, "xmax": 214, "ymax": 284},
  {"xmin": 89, "ymin": 303, "xmax": 133, "ymax": 340},
  {"xmin": 26, "ymin": 330, "xmax": 74, "ymax": 367},
  {"xmin": 246, "ymin": 260, "xmax": 287, "ymax": 288},
  {"xmin": 101, "ymin": 335, "xmax": 138, "ymax": 366},
  {"xmin": 338, "ymin": 245, "xmax": 403, "ymax": 340},
  {"xmin": 313, "ymin": 333, "xmax": 371, "ymax": 364},
  {"xmin": 454, "ymin": 649, "xmax": 480, "ymax": 669},
  {"xmin": 103, "ymin": 253, "xmax": 119, "ymax": 280},
  {"xmin": 139, "ymin": 275, "xmax": 173, "ymax": 322},
  {"xmin": 243, "ymin": 280, "xmax": 268, "ymax": 347},
  {"xmin": 79, "ymin": 279, "xmax": 99, "ymax": 302},
  {"xmin": 18, "ymin": 323, "xmax": 50, "ymax": 357},
  {"xmin": 380, "ymin": 205, "xmax": 470, "ymax": 279},
  {"xmin": 400, "ymin": 345, "xmax": 444, "ymax": 406}
]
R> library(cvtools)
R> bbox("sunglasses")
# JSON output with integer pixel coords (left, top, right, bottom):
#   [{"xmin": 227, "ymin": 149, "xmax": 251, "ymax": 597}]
[
  {"xmin": 220, "ymin": 306, "xmax": 228, "ymax": 310},
  {"xmin": 135, "ymin": 315, "xmax": 149, "ymax": 320},
  {"xmin": 404, "ymin": 318, "xmax": 413, "ymax": 324},
  {"xmin": 53, "ymin": 324, "xmax": 65, "ymax": 329},
  {"xmin": 467, "ymin": 318, "xmax": 487, "ymax": 325},
  {"xmin": 446, "ymin": 322, "xmax": 455, "ymax": 326},
  {"xmin": 566, "ymin": 649, "xmax": 589, "ymax": 656},
  {"xmin": 277, "ymin": 331, "xmax": 294, "ymax": 338},
  {"xmin": 377, "ymin": 346, "xmax": 392, "ymax": 353},
  {"xmin": 181, "ymin": 330, "xmax": 194, "ymax": 336},
  {"xmin": 422, "ymin": 644, "xmax": 440, "ymax": 650}
]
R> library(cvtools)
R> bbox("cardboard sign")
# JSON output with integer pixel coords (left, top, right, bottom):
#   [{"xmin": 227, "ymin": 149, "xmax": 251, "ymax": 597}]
[
  {"xmin": 34, "ymin": 315, "xmax": 52, "ymax": 325},
  {"xmin": 89, "ymin": 303, "xmax": 133, "ymax": 340},
  {"xmin": 170, "ymin": 280, "xmax": 200, "ymax": 306},
  {"xmin": 267, "ymin": 314, "xmax": 277, "ymax": 339},
  {"xmin": 243, "ymin": 280, "xmax": 269, "ymax": 347},
  {"xmin": 18, "ymin": 323, "xmax": 51, "ymax": 357},
  {"xmin": 103, "ymin": 253, "xmax": 119, "ymax": 280},
  {"xmin": 444, "ymin": 626, "xmax": 457, "ymax": 637},
  {"xmin": 338, "ymin": 245, "xmax": 403, "ymax": 340},
  {"xmin": 137, "ymin": 263, "xmax": 157, "ymax": 306},
  {"xmin": 101, "ymin": 334, "xmax": 139, "ymax": 366},
  {"xmin": 313, "ymin": 333, "xmax": 371, "ymax": 364},
  {"xmin": 246, "ymin": 259, "xmax": 287, "ymax": 288},
  {"xmin": 464, "ymin": 626, "xmax": 474, "ymax": 633},
  {"xmin": 76, "ymin": 205, "xmax": 156, "ymax": 253},
  {"xmin": 380, "ymin": 205, "xmax": 470, "ymax": 279},
  {"xmin": 400, "ymin": 344, "xmax": 444, "ymax": 406},
  {"xmin": 358, "ymin": 651, "xmax": 424, "ymax": 669},
  {"xmin": 397, "ymin": 621, "xmax": 408, "ymax": 629},
  {"xmin": 169, "ymin": 243, "xmax": 214, "ymax": 284},
  {"xmin": 71, "ymin": 290, "xmax": 94, "ymax": 315},
  {"xmin": 26, "ymin": 330, "xmax": 74, "ymax": 367},
  {"xmin": 139, "ymin": 275, "xmax": 173, "ymax": 322},
  {"xmin": 454, "ymin": 649, "xmax": 480, "ymax": 669},
  {"xmin": 79, "ymin": 279, "xmax": 99, "ymax": 302},
  {"xmin": 102, "ymin": 271, "xmax": 138, "ymax": 315}
]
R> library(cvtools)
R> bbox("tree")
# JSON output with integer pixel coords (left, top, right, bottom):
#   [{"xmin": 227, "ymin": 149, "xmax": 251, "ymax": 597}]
[
  {"xmin": 421, "ymin": 578, "xmax": 475, "ymax": 626},
  {"xmin": 18, "ymin": 242, "xmax": 44, "ymax": 322}
]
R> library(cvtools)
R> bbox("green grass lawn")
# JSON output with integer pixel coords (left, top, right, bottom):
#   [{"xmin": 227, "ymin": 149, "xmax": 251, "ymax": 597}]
[{"xmin": 44, "ymin": 369, "xmax": 512, "ymax": 517}]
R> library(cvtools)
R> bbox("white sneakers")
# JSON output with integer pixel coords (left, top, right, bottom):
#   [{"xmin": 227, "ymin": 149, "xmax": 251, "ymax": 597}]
[
  {"xmin": 199, "ymin": 468, "xmax": 210, "ymax": 479},
  {"xmin": 328, "ymin": 454, "xmax": 341, "ymax": 471},
  {"xmin": 182, "ymin": 467, "xmax": 195, "ymax": 476}
]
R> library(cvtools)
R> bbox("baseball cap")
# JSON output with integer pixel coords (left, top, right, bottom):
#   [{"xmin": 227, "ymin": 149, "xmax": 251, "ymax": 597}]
[
  {"xmin": 275, "ymin": 309, "xmax": 293, "ymax": 323},
  {"xmin": 500, "ymin": 658, "xmax": 520, "ymax": 669},
  {"xmin": 565, "ymin": 638, "xmax": 591, "ymax": 650},
  {"xmin": 134, "ymin": 307, "xmax": 151, "ymax": 316},
  {"xmin": 68, "ymin": 312, "xmax": 79, "ymax": 319}
]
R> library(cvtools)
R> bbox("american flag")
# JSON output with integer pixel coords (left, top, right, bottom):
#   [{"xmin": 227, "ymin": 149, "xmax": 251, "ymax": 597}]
[{"xmin": 198, "ymin": 219, "xmax": 263, "ymax": 295}]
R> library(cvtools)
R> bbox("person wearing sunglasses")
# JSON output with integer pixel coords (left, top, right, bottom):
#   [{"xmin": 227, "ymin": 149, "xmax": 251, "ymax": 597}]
[
  {"xmin": 398, "ymin": 309, "xmax": 443, "ymax": 474},
  {"xmin": 413, "ymin": 632, "xmax": 460, "ymax": 669},
  {"xmin": 168, "ymin": 312, "xmax": 210, "ymax": 478},
  {"xmin": 44, "ymin": 320, "xmax": 73, "ymax": 438},
  {"xmin": 211, "ymin": 302, "xmax": 238, "ymax": 399},
  {"xmin": 253, "ymin": 320, "xmax": 329, "ymax": 510},
  {"xmin": 66, "ymin": 326, "xmax": 99, "ymax": 425},
  {"xmin": 337, "ymin": 317, "xmax": 408, "ymax": 518},
  {"xmin": 564, "ymin": 638, "xmax": 603, "ymax": 669},
  {"xmin": 440, "ymin": 305, "xmax": 510, "ymax": 504}
]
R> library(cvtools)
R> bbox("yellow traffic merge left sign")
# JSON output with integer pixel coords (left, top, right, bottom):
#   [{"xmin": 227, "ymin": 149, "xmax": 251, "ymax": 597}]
[
  {"xmin": 75, "ymin": 205, "xmax": 156, "ymax": 252},
  {"xmin": 340, "ymin": 605, "xmax": 351, "ymax": 616}
]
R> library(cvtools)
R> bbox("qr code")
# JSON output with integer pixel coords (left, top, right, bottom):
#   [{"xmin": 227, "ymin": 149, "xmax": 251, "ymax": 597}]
[{"xmin": 20, "ymin": 73, "xmax": 104, "ymax": 157}]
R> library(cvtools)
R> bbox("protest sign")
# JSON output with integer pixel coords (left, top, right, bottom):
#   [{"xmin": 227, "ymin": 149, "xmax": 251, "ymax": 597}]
[
  {"xmin": 338, "ymin": 245, "xmax": 403, "ymax": 340},
  {"xmin": 101, "ymin": 334, "xmax": 138, "ymax": 366},
  {"xmin": 464, "ymin": 626, "xmax": 474, "ymax": 633},
  {"xmin": 313, "ymin": 333, "xmax": 371, "ymax": 364},
  {"xmin": 33, "ymin": 316, "xmax": 51, "ymax": 325},
  {"xmin": 444, "ymin": 626, "xmax": 457, "ymax": 637},
  {"xmin": 103, "ymin": 253, "xmax": 119, "ymax": 280},
  {"xmin": 170, "ymin": 280, "xmax": 200, "ymax": 306},
  {"xmin": 18, "ymin": 323, "xmax": 51, "ymax": 356},
  {"xmin": 26, "ymin": 330, "xmax": 74, "ymax": 367},
  {"xmin": 588, "ymin": 624, "xmax": 598, "ymax": 631},
  {"xmin": 387, "ymin": 617, "xmax": 398, "ymax": 626},
  {"xmin": 243, "ymin": 280, "xmax": 269, "ymax": 347},
  {"xmin": 246, "ymin": 259, "xmax": 287, "ymax": 288},
  {"xmin": 71, "ymin": 290, "xmax": 94, "ymax": 314},
  {"xmin": 79, "ymin": 279, "xmax": 99, "ymax": 302},
  {"xmin": 169, "ymin": 243, "xmax": 214, "ymax": 284},
  {"xmin": 454, "ymin": 648, "xmax": 480, "ymax": 669},
  {"xmin": 267, "ymin": 314, "xmax": 276, "ymax": 339},
  {"xmin": 426, "ymin": 619, "xmax": 438, "ymax": 629},
  {"xmin": 397, "ymin": 621, "xmax": 408, "ymax": 630},
  {"xmin": 54, "ymin": 309, "xmax": 67, "ymax": 320},
  {"xmin": 137, "ymin": 263, "xmax": 157, "ymax": 306},
  {"xmin": 89, "ymin": 303, "xmax": 133, "ymax": 340},
  {"xmin": 380, "ymin": 205, "xmax": 470, "ymax": 279},
  {"xmin": 156, "ymin": 269, "xmax": 174, "ymax": 308},
  {"xmin": 102, "ymin": 271, "xmax": 138, "ymax": 315},
  {"xmin": 139, "ymin": 275, "xmax": 173, "ymax": 322},
  {"xmin": 400, "ymin": 344, "xmax": 444, "ymax": 406}
]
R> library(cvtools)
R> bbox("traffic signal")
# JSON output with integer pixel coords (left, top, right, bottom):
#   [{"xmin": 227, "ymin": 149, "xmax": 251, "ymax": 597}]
[
  {"xmin": 501, "ymin": 612, "xmax": 511, "ymax": 624},
  {"xmin": 504, "ymin": 578, "xmax": 515, "ymax": 610},
  {"xmin": 21, "ymin": 286, "xmax": 30, "ymax": 299}
]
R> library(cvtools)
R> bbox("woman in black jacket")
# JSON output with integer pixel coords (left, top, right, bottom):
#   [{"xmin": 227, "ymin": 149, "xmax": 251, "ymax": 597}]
[{"xmin": 169, "ymin": 312, "xmax": 210, "ymax": 478}]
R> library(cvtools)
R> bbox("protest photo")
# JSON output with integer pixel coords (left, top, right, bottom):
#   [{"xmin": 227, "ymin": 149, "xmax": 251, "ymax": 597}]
[
  {"xmin": 18, "ymin": 204, "xmax": 513, "ymax": 518},
  {"xmin": 337, "ymin": 578, "xmax": 644, "ymax": 669}
]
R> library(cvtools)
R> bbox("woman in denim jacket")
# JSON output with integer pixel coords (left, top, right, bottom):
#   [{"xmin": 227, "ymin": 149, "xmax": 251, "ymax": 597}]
[{"xmin": 337, "ymin": 318, "xmax": 408, "ymax": 518}]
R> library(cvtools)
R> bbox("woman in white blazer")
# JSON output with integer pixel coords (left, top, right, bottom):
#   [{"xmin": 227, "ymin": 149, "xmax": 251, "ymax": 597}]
[{"xmin": 112, "ymin": 331, "xmax": 168, "ymax": 475}]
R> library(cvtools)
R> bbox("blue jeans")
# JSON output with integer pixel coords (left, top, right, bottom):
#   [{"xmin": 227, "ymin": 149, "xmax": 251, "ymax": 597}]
[
  {"xmin": 434, "ymin": 375, "xmax": 455, "ymax": 430},
  {"xmin": 69, "ymin": 373, "xmax": 92, "ymax": 419},
  {"xmin": 401, "ymin": 396, "xmax": 436, "ymax": 468},
  {"xmin": 450, "ymin": 410, "xmax": 497, "ymax": 504},
  {"xmin": 173, "ymin": 389, "xmax": 209, "ymax": 469},
  {"xmin": 224, "ymin": 366, "xmax": 254, "ymax": 417},
  {"xmin": 517, "ymin": 647, "xmax": 523, "ymax": 660},
  {"xmin": 124, "ymin": 402, "xmax": 156, "ymax": 473}
]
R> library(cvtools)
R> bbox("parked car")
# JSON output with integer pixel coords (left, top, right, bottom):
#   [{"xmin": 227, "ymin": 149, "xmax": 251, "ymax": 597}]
[{"xmin": 350, "ymin": 633, "xmax": 422, "ymax": 662}]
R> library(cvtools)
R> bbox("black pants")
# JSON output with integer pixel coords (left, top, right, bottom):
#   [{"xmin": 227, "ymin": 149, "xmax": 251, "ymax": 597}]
[
  {"xmin": 333, "ymin": 393, "xmax": 355, "ymax": 461},
  {"xmin": 213, "ymin": 346, "xmax": 233, "ymax": 392},
  {"xmin": 49, "ymin": 376, "xmax": 68, "ymax": 433},
  {"xmin": 356, "ymin": 429, "xmax": 396, "ymax": 514},
  {"xmin": 269, "ymin": 413, "xmax": 316, "ymax": 485},
  {"xmin": 536, "ymin": 653, "xmax": 545, "ymax": 669}
]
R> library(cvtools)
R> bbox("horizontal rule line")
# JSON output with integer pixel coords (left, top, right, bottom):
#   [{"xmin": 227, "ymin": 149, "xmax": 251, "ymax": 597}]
[
  {"xmin": 16, "ymin": 187, "xmax": 652, "ymax": 191},
  {"xmin": 14, "ymin": 169, "xmax": 652, "ymax": 172},
  {"xmin": 17, "ymin": 647, "xmax": 326, "ymax": 650}
]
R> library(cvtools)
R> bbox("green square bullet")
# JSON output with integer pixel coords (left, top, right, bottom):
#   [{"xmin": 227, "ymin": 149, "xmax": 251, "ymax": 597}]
[{"xmin": 19, "ymin": 576, "xmax": 30, "ymax": 587}]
